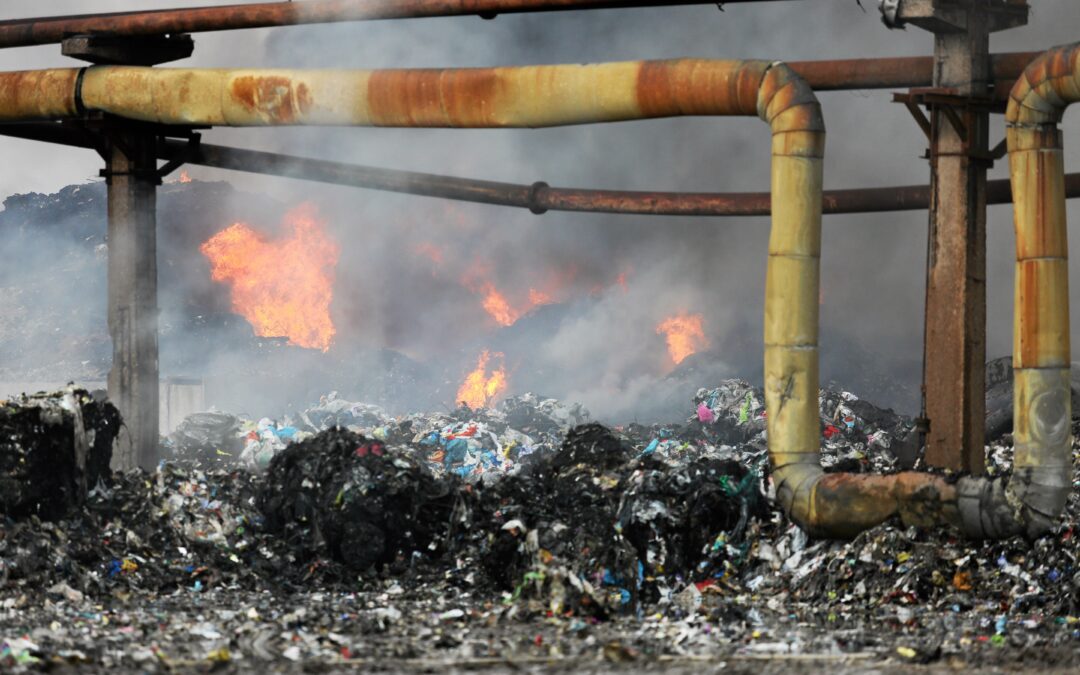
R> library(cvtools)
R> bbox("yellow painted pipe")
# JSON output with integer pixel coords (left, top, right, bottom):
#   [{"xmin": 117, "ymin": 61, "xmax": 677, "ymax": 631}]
[
  {"xmin": 952, "ymin": 42, "xmax": 1080, "ymax": 538},
  {"xmin": 0, "ymin": 61, "xmax": 776, "ymax": 127}
]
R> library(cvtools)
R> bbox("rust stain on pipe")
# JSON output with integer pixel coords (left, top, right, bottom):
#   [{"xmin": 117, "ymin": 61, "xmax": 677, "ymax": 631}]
[
  {"xmin": 0, "ymin": 70, "xmax": 78, "ymax": 121},
  {"xmin": 367, "ymin": 69, "xmax": 503, "ymax": 126},
  {"xmin": 230, "ymin": 75, "xmax": 313, "ymax": 124}
]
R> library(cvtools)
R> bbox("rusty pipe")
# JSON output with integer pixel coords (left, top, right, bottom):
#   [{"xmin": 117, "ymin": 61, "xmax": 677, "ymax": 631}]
[
  {"xmin": 1, "ymin": 122, "xmax": 1078, "ymax": 215},
  {"xmin": 0, "ymin": 53, "xmax": 1045, "ymax": 127},
  {"xmin": 4, "ymin": 123, "xmax": 1078, "ymax": 216},
  {"xmin": 0, "ymin": 52, "xmax": 1043, "ymax": 128},
  {"xmin": 169, "ymin": 143, "xmax": 1078, "ymax": 215},
  {"xmin": 0, "ymin": 1, "xmax": 793, "ymax": 50},
  {"xmin": 0, "ymin": 62, "xmax": 785, "ymax": 125},
  {"xmin": 749, "ymin": 66, "xmax": 963, "ymax": 538},
  {"xmin": 948, "ymin": 43, "xmax": 1080, "ymax": 539},
  {"xmin": 790, "ymin": 51, "xmax": 1038, "ymax": 93},
  {"xmin": 0, "ymin": 0, "xmax": 1035, "ymax": 95}
]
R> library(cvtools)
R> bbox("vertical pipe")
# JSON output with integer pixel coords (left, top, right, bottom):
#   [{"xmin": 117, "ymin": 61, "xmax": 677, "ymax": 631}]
[
  {"xmin": 761, "ymin": 65, "xmax": 824, "ymax": 528},
  {"xmin": 1006, "ymin": 120, "xmax": 1071, "ymax": 533},
  {"xmin": 106, "ymin": 132, "xmax": 160, "ymax": 470}
]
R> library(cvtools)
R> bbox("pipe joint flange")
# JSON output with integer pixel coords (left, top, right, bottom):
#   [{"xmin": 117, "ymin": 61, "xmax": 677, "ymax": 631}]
[{"xmin": 527, "ymin": 181, "xmax": 549, "ymax": 215}]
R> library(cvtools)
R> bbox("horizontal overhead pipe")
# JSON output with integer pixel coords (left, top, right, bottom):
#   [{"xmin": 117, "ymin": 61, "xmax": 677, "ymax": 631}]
[
  {"xmin": 791, "ymin": 51, "xmax": 1038, "ymax": 92},
  {"xmin": 0, "ymin": 2, "xmax": 1041, "ymax": 94},
  {"xmin": 0, "ymin": 124, "xmax": 1076, "ymax": 216},
  {"xmin": 0, "ymin": 55, "xmax": 1044, "ymax": 128},
  {"xmin": 163, "ymin": 142, "xmax": 1080, "ymax": 216},
  {"xmin": 0, "ymin": 1, "xmax": 792, "ymax": 50}
]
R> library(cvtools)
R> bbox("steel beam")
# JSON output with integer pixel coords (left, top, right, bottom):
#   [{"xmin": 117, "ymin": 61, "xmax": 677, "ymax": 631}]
[
  {"xmin": 104, "ymin": 131, "xmax": 160, "ymax": 471},
  {"xmin": 916, "ymin": 1, "xmax": 1026, "ymax": 473}
]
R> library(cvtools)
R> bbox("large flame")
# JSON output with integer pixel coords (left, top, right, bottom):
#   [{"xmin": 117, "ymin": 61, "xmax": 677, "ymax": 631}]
[
  {"xmin": 456, "ymin": 350, "xmax": 508, "ymax": 409},
  {"xmin": 656, "ymin": 313, "xmax": 708, "ymax": 364},
  {"xmin": 200, "ymin": 203, "xmax": 339, "ymax": 351}
]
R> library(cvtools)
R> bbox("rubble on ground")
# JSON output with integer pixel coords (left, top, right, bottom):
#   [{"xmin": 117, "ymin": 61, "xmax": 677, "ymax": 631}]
[{"xmin": 4, "ymin": 379, "xmax": 1080, "ymax": 670}]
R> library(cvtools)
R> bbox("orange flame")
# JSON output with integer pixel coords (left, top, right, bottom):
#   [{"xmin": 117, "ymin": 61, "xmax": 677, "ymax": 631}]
[
  {"xmin": 528, "ymin": 288, "xmax": 553, "ymax": 306},
  {"xmin": 200, "ymin": 203, "xmax": 339, "ymax": 351},
  {"xmin": 463, "ymin": 267, "xmax": 569, "ymax": 327},
  {"xmin": 456, "ymin": 350, "xmax": 508, "ymax": 409},
  {"xmin": 178, "ymin": 169, "xmax": 192, "ymax": 183},
  {"xmin": 656, "ymin": 313, "xmax": 708, "ymax": 364},
  {"xmin": 413, "ymin": 241, "xmax": 445, "ymax": 266},
  {"xmin": 478, "ymin": 282, "xmax": 520, "ymax": 327}
]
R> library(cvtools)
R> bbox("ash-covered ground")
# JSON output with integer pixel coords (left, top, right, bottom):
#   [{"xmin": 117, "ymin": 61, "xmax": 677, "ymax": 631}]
[{"xmin": 3, "ymin": 368, "xmax": 1080, "ymax": 673}]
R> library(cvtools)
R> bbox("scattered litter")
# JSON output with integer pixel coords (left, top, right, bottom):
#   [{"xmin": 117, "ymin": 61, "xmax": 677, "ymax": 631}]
[{"xmin": 3, "ymin": 377, "xmax": 1080, "ymax": 669}]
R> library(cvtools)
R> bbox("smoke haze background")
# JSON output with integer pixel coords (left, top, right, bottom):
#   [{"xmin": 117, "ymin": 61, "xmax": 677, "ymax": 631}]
[{"xmin": 0, "ymin": 1, "xmax": 1078, "ymax": 422}]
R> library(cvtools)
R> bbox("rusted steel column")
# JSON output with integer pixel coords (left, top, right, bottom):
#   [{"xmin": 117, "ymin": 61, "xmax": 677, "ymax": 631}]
[
  {"xmin": 920, "ymin": 7, "xmax": 992, "ymax": 473},
  {"xmin": 105, "ymin": 131, "xmax": 160, "ymax": 470}
]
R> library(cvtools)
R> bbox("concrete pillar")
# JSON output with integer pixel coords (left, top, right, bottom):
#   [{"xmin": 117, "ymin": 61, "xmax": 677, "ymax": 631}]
[{"xmin": 105, "ymin": 131, "xmax": 160, "ymax": 470}]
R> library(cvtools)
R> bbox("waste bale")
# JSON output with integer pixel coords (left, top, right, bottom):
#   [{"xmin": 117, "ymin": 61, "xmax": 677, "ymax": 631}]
[
  {"xmin": 0, "ymin": 387, "xmax": 120, "ymax": 519},
  {"xmin": 468, "ymin": 423, "xmax": 766, "ymax": 617},
  {"xmin": 258, "ymin": 427, "xmax": 457, "ymax": 574},
  {"xmin": 168, "ymin": 411, "xmax": 243, "ymax": 466},
  {"xmin": 470, "ymin": 424, "xmax": 637, "ymax": 616},
  {"xmin": 616, "ymin": 457, "xmax": 766, "ymax": 602}
]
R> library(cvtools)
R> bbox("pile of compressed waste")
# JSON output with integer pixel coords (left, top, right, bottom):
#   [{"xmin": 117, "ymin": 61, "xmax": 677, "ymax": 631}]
[
  {"xmin": 0, "ymin": 387, "xmax": 119, "ymax": 519},
  {"xmin": 4, "ymin": 377, "xmax": 1080, "ymax": 669}
]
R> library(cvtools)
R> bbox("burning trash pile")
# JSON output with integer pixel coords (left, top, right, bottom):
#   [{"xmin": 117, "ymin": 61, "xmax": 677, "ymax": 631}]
[{"xmin": 4, "ymin": 379, "xmax": 1080, "ymax": 668}]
